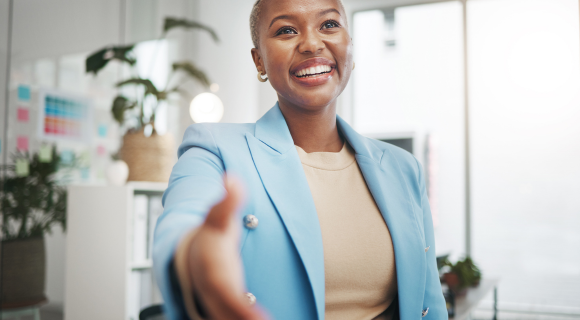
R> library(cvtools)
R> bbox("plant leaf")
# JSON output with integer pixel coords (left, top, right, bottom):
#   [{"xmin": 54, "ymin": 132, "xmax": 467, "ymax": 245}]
[
  {"xmin": 163, "ymin": 17, "xmax": 219, "ymax": 42},
  {"xmin": 116, "ymin": 78, "xmax": 160, "ymax": 96},
  {"xmin": 86, "ymin": 44, "xmax": 136, "ymax": 75},
  {"xmin": 172, "ymin": 61, "xmax": 211, "ymax": 87},
  {"xmin": 111, "ymin": 95, "xmax": 137, "ymax": 125}
]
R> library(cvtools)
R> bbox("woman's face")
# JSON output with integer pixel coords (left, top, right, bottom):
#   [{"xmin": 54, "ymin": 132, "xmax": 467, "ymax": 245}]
[{"xmin": 252, "ymin": 0, "xmax": 353, "ymax": 112}]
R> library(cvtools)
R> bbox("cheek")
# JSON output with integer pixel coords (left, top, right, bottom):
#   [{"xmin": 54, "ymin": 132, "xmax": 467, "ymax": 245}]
[{"xmin": 263, "ymin": 43, "xmax": 293, "ymax": 77}]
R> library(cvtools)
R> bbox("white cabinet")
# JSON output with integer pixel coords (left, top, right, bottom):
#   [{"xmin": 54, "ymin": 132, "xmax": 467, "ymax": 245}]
[{"xmin": 64, "ymin": 182, "xmax": 166, "ymax": 320}]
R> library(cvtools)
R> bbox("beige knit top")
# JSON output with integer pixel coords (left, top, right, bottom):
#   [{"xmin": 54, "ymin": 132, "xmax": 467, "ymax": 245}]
[{"xmin": 296, "ymin": 142, "xmax": 398, "ymax": 320}]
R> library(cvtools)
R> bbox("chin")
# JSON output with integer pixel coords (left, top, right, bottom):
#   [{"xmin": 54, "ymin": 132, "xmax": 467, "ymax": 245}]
[{"xmin": 292, "ymin": 90, "xmax": 339, "ymax": 111}]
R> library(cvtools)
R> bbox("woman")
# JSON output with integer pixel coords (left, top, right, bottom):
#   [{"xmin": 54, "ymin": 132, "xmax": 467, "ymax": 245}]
[{"xmin": 153, "ymin": 0, "xmax": 447, "ymax": 319}]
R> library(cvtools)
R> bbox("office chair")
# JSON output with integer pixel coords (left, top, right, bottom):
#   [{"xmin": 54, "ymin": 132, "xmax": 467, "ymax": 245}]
[{"xmin": 139, "ymin": 304, "xmax": 165, "ymax": 320}]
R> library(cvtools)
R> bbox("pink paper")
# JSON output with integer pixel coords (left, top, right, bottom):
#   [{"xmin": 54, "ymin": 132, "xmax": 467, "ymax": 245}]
[
  {"xmin": 17, "ymin": 136, "xmax": 29, "ymax": 151},
  {"xmin": 17, "ymin": 107, "xmax": 29, "ymax": 122},
  {"xmin": 97, "ymin": 145, "xmax": 106, "ymax": 156}
]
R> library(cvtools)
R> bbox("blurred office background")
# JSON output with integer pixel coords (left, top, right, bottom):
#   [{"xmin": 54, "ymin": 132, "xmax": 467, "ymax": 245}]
[{"xmin": 0, "ymin": 0, "xmax": 578, "ymax": 319}]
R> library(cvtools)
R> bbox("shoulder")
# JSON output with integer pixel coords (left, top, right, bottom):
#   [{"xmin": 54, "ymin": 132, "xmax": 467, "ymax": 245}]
[
  {"xmin": 368, "ymin": 137, "xmax": 422, "ymax": 183},
  {"xmin": 178, "ymin": 122, "xmax": 255, "ymax": 158}
]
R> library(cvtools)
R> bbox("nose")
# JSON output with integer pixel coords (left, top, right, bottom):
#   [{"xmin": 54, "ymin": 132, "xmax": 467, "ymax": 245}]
[{"xmin": 298, "ymin": 29, "xmax": 325, "ymax": 54}]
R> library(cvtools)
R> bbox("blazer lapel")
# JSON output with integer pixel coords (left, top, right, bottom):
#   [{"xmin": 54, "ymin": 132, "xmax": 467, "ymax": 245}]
[
  {"xmin": 246, "ymin": 104, "xmax": 325, "ymax": 320},
  {"xmin": 338, "ymin": 116, "xmax": 426, "ymax": 319}
]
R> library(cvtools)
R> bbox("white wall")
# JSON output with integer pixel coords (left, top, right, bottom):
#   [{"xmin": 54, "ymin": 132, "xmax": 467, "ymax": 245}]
[{"xmin": 195, "ymin": 0, "xmax": 261, "ymax": 124}]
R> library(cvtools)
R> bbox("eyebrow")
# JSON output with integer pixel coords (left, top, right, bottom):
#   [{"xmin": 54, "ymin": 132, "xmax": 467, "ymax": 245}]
[{"xmin": 268, "ymin": 8, "xmax": 342, "ymax": 29}]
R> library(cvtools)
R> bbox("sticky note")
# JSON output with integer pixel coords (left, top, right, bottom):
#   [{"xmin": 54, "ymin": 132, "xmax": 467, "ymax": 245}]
[
  {"xmin": 39, "ymin": 145, "xmax": 52, "ymax": 163},
  {"xmin": 17, "ymin": 107, "xmax": 29, "ymax": 122},
  {"xmin": 79, "ymin": 150, "xmax": 90, "ymax": 164},
  {"xmin": 80, "ymin": 167, "xmax": 90, "ymax": 180},
  {"xmin": 98, "ymin": 124, "xmax": 108, "ymax": 137},
  {"xmin": 15, "ymin": 158, "xmax": 30, "ymax": 177},
  {"xmin": 16, "ymin": 136, "xmax": 29, "ymax": 151},
  {"xmin": 97, "ymin": 145, "xmax": 106, "ymax": 156},
  {"xmin": 60, "ymin": 150, "xmax": 74, "ymax": 164},
  {"xmin": 18, "ymin": 85, "xmax": 31, "ymax": 102}
]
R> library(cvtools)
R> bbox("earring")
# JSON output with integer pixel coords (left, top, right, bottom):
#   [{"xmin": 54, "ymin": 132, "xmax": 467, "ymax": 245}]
[
  {"xmin": 353, "ymin": 62, "xmax": 355, "ymax": 70},
  {"xmin": 257, "ymin": 71, "xmax": 268, "ymax": 82}
]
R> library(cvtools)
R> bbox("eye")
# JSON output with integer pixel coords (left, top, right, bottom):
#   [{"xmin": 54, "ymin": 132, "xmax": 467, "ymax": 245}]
[
  {"xmin": 321, "ymin": 20, "xmax": 340, "ymax": 30},
  {"xmin": 276, "ymin": 27, "xmax": 297, "ymax": 36}
]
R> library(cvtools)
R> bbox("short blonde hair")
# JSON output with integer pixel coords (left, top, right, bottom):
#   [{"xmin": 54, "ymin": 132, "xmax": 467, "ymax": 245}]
[{"xmin": 250, "ymin": 0, "xmax": 346, "ymax": 48}]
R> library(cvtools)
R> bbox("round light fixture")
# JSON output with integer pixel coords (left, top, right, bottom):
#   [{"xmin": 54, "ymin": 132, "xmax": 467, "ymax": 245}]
[{"xmin": 189, "ymin": 92, "xmax": 224, "ymax": 123}]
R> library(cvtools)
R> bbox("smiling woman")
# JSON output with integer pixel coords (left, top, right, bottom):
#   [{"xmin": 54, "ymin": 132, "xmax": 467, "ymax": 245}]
[{"xmin": 153, "ymin": 0, "xmax": 447, "ymax": 319}]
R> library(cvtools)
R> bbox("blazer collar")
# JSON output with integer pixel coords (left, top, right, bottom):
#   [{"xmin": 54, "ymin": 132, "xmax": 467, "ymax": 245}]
[
  {"xmin": 254, "ymin": 102, "xmax": 295, "ymax": 154},
  {"xmin": 254, "ymin": 102, "xmax": 383, "ymax": 162}
]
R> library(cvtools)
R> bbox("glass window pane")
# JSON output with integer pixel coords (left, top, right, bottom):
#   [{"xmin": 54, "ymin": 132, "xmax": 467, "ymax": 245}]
[
  {"xmin": 469, "ymin": 0, "xmax": 580, "ymax": 313},
  {"xmin": 353, "ymin": 2, "xmax": 466, "ymax": 260}
]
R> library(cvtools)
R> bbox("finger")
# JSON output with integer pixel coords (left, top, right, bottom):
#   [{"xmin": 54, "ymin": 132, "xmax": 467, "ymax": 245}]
[{"xmin": 205, "ymin": 174, "xmax": 246, "ymax": 230}]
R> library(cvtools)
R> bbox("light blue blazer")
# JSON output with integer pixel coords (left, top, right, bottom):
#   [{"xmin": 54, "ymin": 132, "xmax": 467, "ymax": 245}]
[{"xmin": 153, "ymin": 103, "xmax": 447, "ymax": 320}]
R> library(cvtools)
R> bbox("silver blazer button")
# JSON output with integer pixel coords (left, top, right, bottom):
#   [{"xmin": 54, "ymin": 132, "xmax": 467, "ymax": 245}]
[
  {"xmin": 425, "ymin": 246, "xmax": 430, "ymax": 253},
  {"xmin": 422, "ymin": 307, "xmax": 429, "ymax": 317},
  {"xmin": 243, "ymin": 214, "xmax": 259, "ymax": 229},
  {"xmin": 245, "ymin": 292, "xmax": 257, "ymax": 306}
]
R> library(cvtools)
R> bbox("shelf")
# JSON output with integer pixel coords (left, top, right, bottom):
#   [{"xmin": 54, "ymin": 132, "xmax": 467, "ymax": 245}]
[
  {"xmin": 130, "ymin": 260, "xmax": 153, "ymax": 270},
  {"xmin": 127, "ymin": 181, "xmax": 168, "ymax": 193}
]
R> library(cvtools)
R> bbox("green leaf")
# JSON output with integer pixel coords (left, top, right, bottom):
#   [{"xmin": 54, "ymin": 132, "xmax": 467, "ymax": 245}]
[
  {"xmin": 86, "ymin": 44, "xmax": 136, "ymax": 75},
  {"xmin": 163, "ymin": 17, "xmax": 220, "ymax": 42},
  {"xmin": 116, "ymin": 78, "xmax": 160, "ymax": 96},
  {"xmin": 111, "ymin": 96, "xmax": 137, "ymax": 125},
  {"xmin": 172, "ymin": 61, "xmax": 211, "ymax": 87}
]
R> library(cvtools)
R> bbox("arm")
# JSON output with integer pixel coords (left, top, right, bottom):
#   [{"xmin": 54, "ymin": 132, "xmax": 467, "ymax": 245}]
[
  {"xmin": 153, "ymin": 125, "xmax": 225, "ymax": 320},
  {"xmin": 417, "ymin": 159, "xmax": 448, "ymax": 319}
]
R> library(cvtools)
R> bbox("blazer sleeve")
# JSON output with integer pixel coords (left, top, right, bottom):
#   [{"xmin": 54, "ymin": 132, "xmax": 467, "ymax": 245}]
[
  {"xmin": 153, "ymin": 124, "xmax": 226, "ymax": 320},
  {"xmin": 416, "ymin": 158, "xmax": 449, "ymax": 319}
]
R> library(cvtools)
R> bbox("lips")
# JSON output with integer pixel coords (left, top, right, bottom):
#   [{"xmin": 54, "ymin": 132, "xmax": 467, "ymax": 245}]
[{"xmin": 290, "ymin": 57, "xmax": 336, "ymax": 87}]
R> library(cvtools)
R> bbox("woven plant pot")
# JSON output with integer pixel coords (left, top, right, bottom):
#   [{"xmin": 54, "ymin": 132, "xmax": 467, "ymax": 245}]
[
  {"xmin": 1, "ymin": 237, "xmax": 47, "ymax": 309},
  {"xmin": 120, "ymin": 128, "xmax": 175, "ymax": 182}
]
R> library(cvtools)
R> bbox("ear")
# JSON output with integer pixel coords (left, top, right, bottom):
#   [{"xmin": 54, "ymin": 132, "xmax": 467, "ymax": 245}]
[{"xmin": 251, "ymin": 48, "xmax": 265, "ymax": 73}]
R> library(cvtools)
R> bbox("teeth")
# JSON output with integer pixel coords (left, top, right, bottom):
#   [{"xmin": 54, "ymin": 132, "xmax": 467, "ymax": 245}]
[{"xmin": 295, "ymin": 65, "xmax": 332, "ymax": 77}]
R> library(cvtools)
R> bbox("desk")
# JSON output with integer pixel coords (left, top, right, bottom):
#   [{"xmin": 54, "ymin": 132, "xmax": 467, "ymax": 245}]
[{"xmin": 452, "ymin": 278, "xmax": 500, "ymax": 320}]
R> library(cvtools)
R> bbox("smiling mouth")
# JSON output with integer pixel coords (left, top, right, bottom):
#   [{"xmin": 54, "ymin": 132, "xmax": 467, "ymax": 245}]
[{"xmin": 294, "ymin": 65, "xmax": 333, "ymax": 78}]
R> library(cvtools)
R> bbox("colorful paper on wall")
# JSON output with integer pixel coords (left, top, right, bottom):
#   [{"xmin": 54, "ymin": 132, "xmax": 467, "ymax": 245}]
[
  {"xmin": 98, "ymin": 124, "xmax": 108, "ymax": 137},
  {"xmin": 79, "ymin": 151, "xmax": 90, "ymax": 166},
  {"xmin": 18, "ymin": 85, "xmax": 31, "ymax": 102},
  {"xmin": 38, "ymin": 89, "xmax": 92, "ymax": 142},
  {"xmin": 17, "ymin": 107, "xmax": 29, "ymax": 122},
  {"xmin": 16, "ymin": 136, "xmax": 29, "ymax": 151},
  {"xmin": 60, "ymin": 150, "xmax": 74, "ymax": 164},
  {"xmin": 15, "ymin": 158, "xmax": 30, "ymax": 177},
  {"xmin": 80, "ymin": 167, "xmax": 90, "ymax": 181},
  {"xmin": 97, "ymin": 145, "xmax": 106, "ymax": 156},
  {"xmin": 39, "ymin": 145, "xmax": 53, "ymax": 163}
]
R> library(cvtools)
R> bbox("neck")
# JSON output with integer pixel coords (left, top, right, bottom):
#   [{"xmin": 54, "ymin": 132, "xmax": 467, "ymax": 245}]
[{"xmin": 277, "ymin": 97, "xmax": 344, "ymax": 153}]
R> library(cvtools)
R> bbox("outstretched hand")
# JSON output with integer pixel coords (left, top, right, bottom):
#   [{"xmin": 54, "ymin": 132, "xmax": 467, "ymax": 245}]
[{"xmin": 179, "ymin": 175, "xmax": 267, "ymax": 320}]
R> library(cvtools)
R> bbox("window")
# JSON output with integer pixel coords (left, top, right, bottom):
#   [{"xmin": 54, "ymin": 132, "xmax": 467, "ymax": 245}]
[{"xmin": 352, "ymin": 0, "xmax": 580, "ymax": 316}]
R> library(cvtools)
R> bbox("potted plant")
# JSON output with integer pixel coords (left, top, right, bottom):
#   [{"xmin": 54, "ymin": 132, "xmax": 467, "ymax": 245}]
[
  {"xmin": 0, "ymin": 147, "xmax": 68, "ymax": 308},
  {"xmin": 441, "ymin": 257, "xmax": 482, "ymax": 296},
  {"xmin": 86, "ymin": 17, "xmax": 218, "ymax": 182}
]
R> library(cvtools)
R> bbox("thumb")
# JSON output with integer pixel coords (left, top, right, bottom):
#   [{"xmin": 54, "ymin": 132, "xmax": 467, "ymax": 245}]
[{"xmin": 204, "ymin": 174, "xmax": 245, "ymax": 231}]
